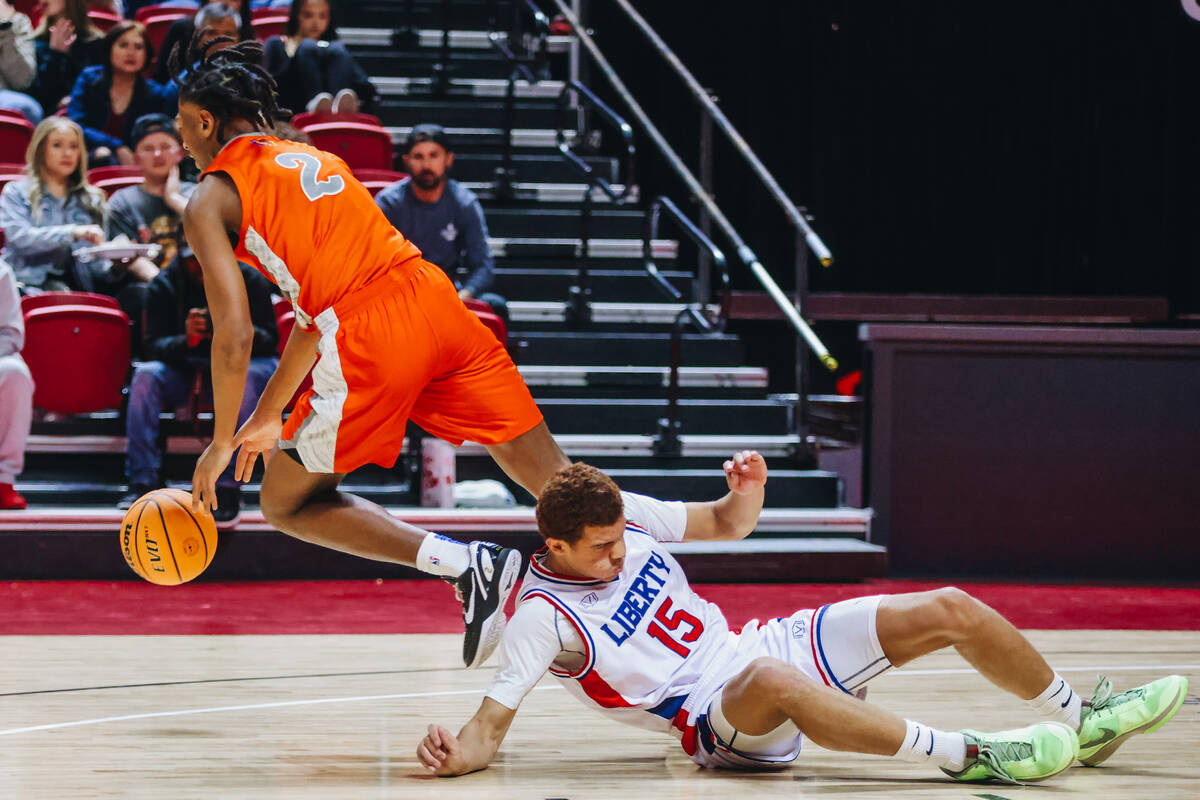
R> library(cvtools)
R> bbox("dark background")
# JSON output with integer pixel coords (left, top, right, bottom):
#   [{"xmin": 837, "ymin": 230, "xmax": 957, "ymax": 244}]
[{"xmin": 584, "ymin": 0, "xmax": 1200, "ymax": 314}]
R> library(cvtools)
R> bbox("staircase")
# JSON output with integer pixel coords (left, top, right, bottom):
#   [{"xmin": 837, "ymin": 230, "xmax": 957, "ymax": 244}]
[{"xmin": 0, "ymin": 1, "xmax": 883, "ymax": 582}]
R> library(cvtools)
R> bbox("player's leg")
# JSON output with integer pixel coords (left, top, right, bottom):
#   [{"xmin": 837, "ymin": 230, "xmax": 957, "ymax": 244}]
[
  {"xmin": 259, "ymin": 445, "xmax": 423, "ymax": 565},
  {"xmin": 485, "ymin": 420, "xmax": 570, "ymax": 499},
  {"xmin": 713, "ymin": 657, "xmax": 1076, "ymax": 783},
  {"xmin": 872, "ymin": 588, "xmax": 1186, "ymax": 767},
  {"xmin": 259, "ymin": 444, "xmax": 520, "ymax": 669}
]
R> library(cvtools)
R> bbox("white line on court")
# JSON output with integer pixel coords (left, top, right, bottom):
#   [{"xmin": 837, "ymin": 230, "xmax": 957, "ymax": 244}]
[{"xmin": 1, "ymin": 664, "xmax": 1194, "ymax": 738}]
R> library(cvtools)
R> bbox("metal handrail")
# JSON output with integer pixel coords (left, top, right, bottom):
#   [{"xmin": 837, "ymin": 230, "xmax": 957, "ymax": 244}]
[
  {"xmin": 641, "ymin": 196, "xmax": 730, "ymax": 456},
  {"xmin": 554, "ymin": 79, "xmax": 635, "ymax": 202},
  {"xmin": 609, "ymin": 0, "xmax": 832, "ymax": 269},
  {"xmin": 485, "ymin": 1, "xmax": 551, "ymax": 202},
  {"xmin": 547, "ymin": 0, "xmax": 837, "ymax": 372},
  {"xmin": 553, "ymin": 79, "xmax": 636, "ymax": 326}
]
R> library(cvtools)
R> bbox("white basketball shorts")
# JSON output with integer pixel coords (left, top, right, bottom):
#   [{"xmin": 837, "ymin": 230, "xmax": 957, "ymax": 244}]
[{"xmin": 687, "ymin": 594, "xmax": 892, "ymax": 770}]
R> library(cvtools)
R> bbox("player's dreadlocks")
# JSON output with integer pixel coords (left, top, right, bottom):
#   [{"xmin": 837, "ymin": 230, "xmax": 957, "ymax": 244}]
[{"xmin": 168, "ymin": 34, "xmax": 292, "ymax": 141}]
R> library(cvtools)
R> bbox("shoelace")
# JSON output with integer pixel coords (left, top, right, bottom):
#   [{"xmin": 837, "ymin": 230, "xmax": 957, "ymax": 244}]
[
  {"xmin": 975, "ymin": 741, "xmax": 1030, "ymax": 785},
  {"xmin": 1085, "ymin": 675, "xmax": 1142, "ymax": 719}
]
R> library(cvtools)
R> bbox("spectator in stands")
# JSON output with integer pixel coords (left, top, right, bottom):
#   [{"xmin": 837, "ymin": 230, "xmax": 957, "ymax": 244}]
[
  {"xmin": 102, "ymin": 113, "xmax": 191, "ymax": 352},
  {"xmin": 67, "ymin": 20, "xmax": 173, "ymax": 165},
  {"xmin": 159, "ymin": 3, "xmax": 248, "ymax": 114},
  {"xmin": 262, "ymin": 0, "xmax": 375, "ymax": 114},
  {"xmin": 0, "ymin": 0, "xmax": 41, "ymax": 123},
  {"xmin": 0, "ymin": 116, "xmax": 106, "ymax": 292},
  {"xmin": 152, "ymin": 0, "xmax": 255, "ymax": 86},
  {"xmin": 376, "ymin": 124, "xmax": 508, "ymax": 321},
  {"xmin": 30, "ymin": 0, "xmax": 105, "ymax": 117},
  {"xmin": 105, "ymin": 113, "xmax": 191, "ymax": 279},
  {"xmin": 0, "ymin": 255, "xmax": 32, "ymax": 510},
  {"xmin": 122, "ymin": 232, "xmax": 279, "ymax": 521}
]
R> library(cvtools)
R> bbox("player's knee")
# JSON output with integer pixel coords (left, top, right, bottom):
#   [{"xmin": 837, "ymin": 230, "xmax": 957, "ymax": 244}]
[
  {"xmin": 259, "ymin": 490, "xmax": 298, "ymax": 532},
  {"xmin": 926, "ymin": 586, "xmax": 985, "ymax": 638},
  {"xmin": 738, "ymin": 656, "xmax": 813, "ymax": 697}
]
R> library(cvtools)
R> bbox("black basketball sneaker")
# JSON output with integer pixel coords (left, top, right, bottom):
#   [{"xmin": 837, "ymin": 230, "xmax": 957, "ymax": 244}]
[{"xmin": 457, "ymin": 541, "xmax": 522, "ymax": 668}]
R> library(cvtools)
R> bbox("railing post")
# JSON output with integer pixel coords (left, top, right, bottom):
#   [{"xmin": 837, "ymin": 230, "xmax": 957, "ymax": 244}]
[
  {"xmin": 697, "ymin": 89, "xmax": 714, "ymax": 305},
  {"xmin": 566, "ymin": 184, "xmax": 593, "ymax": 326},
  {"xmin": 653, "ymin": 309, "xmax": 688, "ymax": 458}
]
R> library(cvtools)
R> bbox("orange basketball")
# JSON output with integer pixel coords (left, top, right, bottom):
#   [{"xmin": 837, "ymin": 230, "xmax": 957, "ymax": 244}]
[{"xmin": 119, "ymin": 488, "xmax": 217, "ymax": 585}]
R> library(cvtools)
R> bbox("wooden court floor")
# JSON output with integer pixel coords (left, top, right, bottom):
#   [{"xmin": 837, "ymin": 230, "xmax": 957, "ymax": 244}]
[{"xmin": 1, "ymin": 631, "xmax": 1196, "ymax": 799}]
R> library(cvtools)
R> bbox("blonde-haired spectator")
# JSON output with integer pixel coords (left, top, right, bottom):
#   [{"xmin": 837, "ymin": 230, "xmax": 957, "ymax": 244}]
[{"xmin": 0, "ymin": 116, "xmax": 106, "ymax": 292}]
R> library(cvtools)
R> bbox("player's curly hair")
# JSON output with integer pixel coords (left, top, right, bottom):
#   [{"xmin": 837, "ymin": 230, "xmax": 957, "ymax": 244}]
[
  {"xmin": 169, "ymin": 34, "xmax": 292, "ymax": 141},
  {"xmin": 536, "ymin": 463, "xmax": 623, "ymax": 544}
]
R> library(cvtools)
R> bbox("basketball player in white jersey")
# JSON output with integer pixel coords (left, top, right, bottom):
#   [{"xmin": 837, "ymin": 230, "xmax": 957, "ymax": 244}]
[{"xmin": 417, "ymin": 453, "xmax": 1187, "ymax": 784}]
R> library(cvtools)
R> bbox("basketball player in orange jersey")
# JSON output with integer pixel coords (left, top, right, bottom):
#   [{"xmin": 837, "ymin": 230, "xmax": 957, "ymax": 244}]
[{"xmin": 169, "ymin": 39, "xmax": 571, "ymax": 668}]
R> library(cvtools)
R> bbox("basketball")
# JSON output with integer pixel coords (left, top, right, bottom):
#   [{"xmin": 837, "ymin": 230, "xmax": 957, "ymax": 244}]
[{"xmin": 119, "ymin": 488, "xmax": 217, "ymax": 585}]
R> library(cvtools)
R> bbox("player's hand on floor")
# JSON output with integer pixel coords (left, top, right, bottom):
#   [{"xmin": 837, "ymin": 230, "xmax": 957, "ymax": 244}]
[
  {"xmin": 417, "ymin": 723, "xmax": 466, "ymax": 776},
  {"xmin": 723, "ymin": 450, "xmax": 767, "ymax": 495},
  {"xmin": 233, "ymin": 410, "xmax": 284, "ymax": 482}
]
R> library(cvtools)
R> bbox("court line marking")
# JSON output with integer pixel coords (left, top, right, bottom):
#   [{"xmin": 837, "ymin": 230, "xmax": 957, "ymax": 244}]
[{"xmin": 1, "ymin": 663, "xmax": 1195, "ymax": 738}]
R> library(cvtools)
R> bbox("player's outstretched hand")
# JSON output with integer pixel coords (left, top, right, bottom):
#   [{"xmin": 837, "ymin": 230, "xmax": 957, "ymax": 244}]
[
  {"xmin": 723, "ymin": 450, "xmax": 767, "ymax": 495},
  {"xmin": 232, "ymin": 410, "xmax": 284, "ymax": 483},
  {"xmin": 417, "ymin": 723, "xmax": 467, "ymax": 777}
]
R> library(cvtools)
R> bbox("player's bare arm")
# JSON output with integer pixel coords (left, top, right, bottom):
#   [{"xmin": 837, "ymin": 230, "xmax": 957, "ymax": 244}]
[
  {"xmin": 184, "ymin": 173, "xmax": 254, "ymax": 514},
  {"xmin": 417, "ymin": 697, "xmax": 517, "ymax": 777},
  {"xmin": 232, "ymin": 323, "xmax": 320, "ymax": 482},
  {"xmin": 682, "ymin": 450, "xmax": 768, "ymax": 542}
]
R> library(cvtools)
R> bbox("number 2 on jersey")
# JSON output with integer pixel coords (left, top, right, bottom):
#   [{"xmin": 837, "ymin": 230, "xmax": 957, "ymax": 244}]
[
  {"xmin": 275, "ymin": 152, "xmax": 346, "ymax": 201},
  {"xmin": 646, "ymin": 596, "xmax": 703, "ymax": 658}
]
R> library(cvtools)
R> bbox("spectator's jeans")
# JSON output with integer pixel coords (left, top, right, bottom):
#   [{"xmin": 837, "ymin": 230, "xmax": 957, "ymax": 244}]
[
  {"xmin": 0, "ymin": 354, "xmax": 33, "ymax": 484},
  {"xmin": 125, "ymin": 357, "xmax": 278, "ymax": 488},
  {"xmin": 292, "ymin": 39, "xmax": 360, "ymax": 104},
  {"xmin": 0, "ymin": 90, "xmax": 43, "ymax": 124}
]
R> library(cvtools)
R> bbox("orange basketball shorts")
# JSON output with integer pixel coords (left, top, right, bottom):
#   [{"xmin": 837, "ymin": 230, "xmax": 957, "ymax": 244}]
[{"xmin": 280, "ymin": 259, "xmax": 542, "ymax": 473}]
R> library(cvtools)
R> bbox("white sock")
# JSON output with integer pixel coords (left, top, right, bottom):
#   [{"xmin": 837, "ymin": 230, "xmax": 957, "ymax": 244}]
[
  {"xmin": 415, "ymin": 533, "xmax": 471, "ymax": 578},
  {"xmin": 893, "ymin": 720, "xmax": 967, "ymax": 772},
  {"xmin": 1028, "ymin": 672, "xmax": 1082, "ymax": 730}
]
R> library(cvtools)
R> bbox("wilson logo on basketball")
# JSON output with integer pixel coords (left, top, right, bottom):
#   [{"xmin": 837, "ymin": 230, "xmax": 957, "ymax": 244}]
[{"xmin": 181, "ymin": 538, "xmax": 200, "ymax": 557}]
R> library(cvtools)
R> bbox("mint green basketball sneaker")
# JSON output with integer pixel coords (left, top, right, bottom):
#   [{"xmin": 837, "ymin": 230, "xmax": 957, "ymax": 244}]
[
  {"xmin": 942, "ymin": 722, "xmax": 1078, "ymax": 784},
  {"xmin": 1078, "ymin": 674, "xmax": 1188, "ymax": 766}
]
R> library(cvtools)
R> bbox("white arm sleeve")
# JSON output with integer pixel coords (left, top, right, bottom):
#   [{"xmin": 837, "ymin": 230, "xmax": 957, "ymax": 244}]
[
  {"xmin": 484, "ymin": 598, "xmax": 568, "ymax": 710},
  {"xmin": 620, "ymin": 490, "xmax": 687, "ymax": 543}
]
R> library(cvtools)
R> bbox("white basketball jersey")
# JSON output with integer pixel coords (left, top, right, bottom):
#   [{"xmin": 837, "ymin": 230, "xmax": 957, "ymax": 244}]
[{"xmin": 518, "ymin": 522, "xmax": 734, "ymax": 754}]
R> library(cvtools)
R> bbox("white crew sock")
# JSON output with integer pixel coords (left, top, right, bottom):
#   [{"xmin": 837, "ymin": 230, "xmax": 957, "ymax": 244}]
[
  {"xmin": 892, "ymin": 720, "xmax": 967, "ymax": 772},
  {"xmin": 415, "ymin": 533, "xmax": 471, "ymax": 578},
  {"xmin": 1028, "ymin": 671, "xmax": 1082, "ymax": 730}
]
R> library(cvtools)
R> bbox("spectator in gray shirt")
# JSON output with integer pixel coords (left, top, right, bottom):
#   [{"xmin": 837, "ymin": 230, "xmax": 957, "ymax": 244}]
[
  {"xmin": 0, "ymin": 0, "xmax": 41, "ymax": 123},
  {"xmin": 0, "ymin": 255, "xmax": 32, "ymax": 509},
  {"xmin": 0, "ymin": 116, "xmax": 106, "ymax": 292},
  {"xmin": 375, "ymin": 124, "xmax": 507, "ymax": 321}
]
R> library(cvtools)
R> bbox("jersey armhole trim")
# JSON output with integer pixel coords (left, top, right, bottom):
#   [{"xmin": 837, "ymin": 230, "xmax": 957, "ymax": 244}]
[{"xmin": 519, "ymin": 589, "xmax": 595, "ymax": 680}]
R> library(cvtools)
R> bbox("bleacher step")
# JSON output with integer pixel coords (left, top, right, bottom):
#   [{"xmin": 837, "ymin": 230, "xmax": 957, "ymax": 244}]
[
  {"xmin": 510, "ymin": 331, "xmax": 742, "ymax": 366},
  {"xmin": 375, "ymin": 76, "xmax": 565, "ymax": 98}
]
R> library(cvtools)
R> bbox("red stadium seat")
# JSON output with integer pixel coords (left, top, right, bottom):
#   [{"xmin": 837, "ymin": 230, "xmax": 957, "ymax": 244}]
[
  {"xmin": 0, "ymin": 108, "xmax": 27, "ymax": 121},
  {"xmin": 87, "ymin": 9, "xmax": 122, "ymax": 32},
  {"xmin": 0, "ymin": 116, "xmax": 34, "ymax": 163},
  {"xmin": 291, "ymin": 111, "xmax": 384, "ymax": 130},
  {"xmin": 0, "ymin": 162, "xmax": 25, "ymax": 194},
  {"xmin": 135, "ymin": 4, "xmax": 195, "ymax": 23},
  {"xmin": 20, "ymin": 292, "xmax": 122, "ymax": 314},
  {"xmin": 302, "ymin": 121, "xmax": 393, "ymax": 170},
  {"xmin": 252, "ymin": 14, "xmax": 287, "ymax": 40},
  {"xmin": 351, "ymin": 167, "xmax": 408, "ymax": 196},
  {"xmin": 22, "ymin": 304, "xmax": 131, "ymax": 414},
  {"xmin": 88, "ymin": 165, "xmax": 144, "ymax": 197},
  {"xmin": 471, "ymin": 308, "xmax": 506, "ymax": 346},
  {"xmin": 143, "ymin": 12, "xmax": 192, "ymax": 58}
]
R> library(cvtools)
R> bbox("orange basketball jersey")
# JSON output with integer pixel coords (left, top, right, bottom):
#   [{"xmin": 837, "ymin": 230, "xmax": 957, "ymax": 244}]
[{"xmin": 200, "ymin": 135, "xmax": 421, "ymax": 329}]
